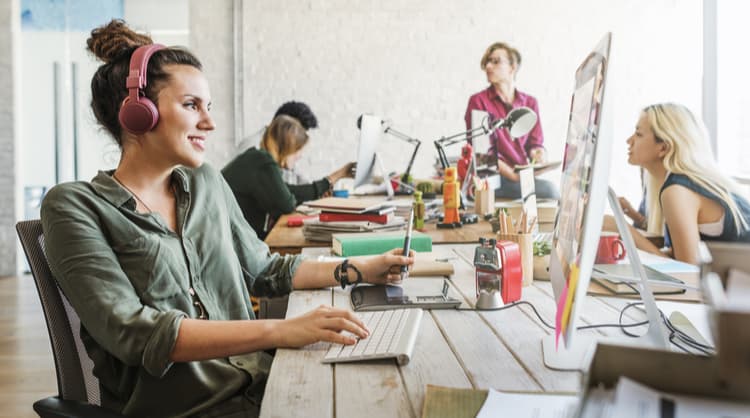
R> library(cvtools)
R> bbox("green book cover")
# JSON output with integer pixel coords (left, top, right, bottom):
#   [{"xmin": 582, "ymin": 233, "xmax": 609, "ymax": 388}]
[{"xmin": 332, "ymin": 231, "xmax": 432, "ymax": 256}]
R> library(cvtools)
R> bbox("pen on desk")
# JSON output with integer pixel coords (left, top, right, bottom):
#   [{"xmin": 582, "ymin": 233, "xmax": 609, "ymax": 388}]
[{"xmin": 401, "ymin": 208, "xmax": 414, "ymax": 281}]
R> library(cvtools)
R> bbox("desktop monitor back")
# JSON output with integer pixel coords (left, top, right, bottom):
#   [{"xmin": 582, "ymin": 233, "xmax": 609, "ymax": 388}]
[
  {"xmin": 354, "ymin": 114, "xmax": 383, "ymax": 188},
  {"xmin": 549, "ymin": 33, "xmax": 613, "ymax": 347}
]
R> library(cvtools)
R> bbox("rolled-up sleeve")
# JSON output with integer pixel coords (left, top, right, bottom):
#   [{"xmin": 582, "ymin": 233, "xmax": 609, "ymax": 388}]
[
  {"xmin": 217, "ymin": 171, "xmax": 304, "ymax": 298},
  {"xmin": 41, "ymin": 187, "xmax": 184, "ymax": 378}
]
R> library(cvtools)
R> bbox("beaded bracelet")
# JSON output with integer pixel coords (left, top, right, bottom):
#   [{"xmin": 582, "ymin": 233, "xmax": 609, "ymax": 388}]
[{"xmin": 333, "ymin": 259, "xmax": 363, "ymax": 289}]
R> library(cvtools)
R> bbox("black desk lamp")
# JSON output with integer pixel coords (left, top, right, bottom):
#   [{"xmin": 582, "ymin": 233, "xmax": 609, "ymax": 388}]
[
  {"xmin": 433, "ymin": 106, "xmax": 538, "ymax": 171},
  {"xmin": 357, "ymin": 115, "xmax": 421, "ymax": 194},
  {"xmin": 384, "ymin": 125, "xmax": 421, "ymax": 194},
  {"xmin": 433, "ymin": 107, "xmax": 538, "ymax": 222}
]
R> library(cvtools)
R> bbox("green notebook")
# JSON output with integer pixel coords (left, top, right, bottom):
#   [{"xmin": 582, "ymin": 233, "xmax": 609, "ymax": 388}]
[{"xmin": 332, "ymin": 231, "xmax": 432, "ymax": 256}]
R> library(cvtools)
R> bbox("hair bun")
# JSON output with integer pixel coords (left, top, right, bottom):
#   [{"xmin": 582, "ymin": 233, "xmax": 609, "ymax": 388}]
[{"xmin": 86, "ymin": 19, "xmax": 153, "ymax": 64}]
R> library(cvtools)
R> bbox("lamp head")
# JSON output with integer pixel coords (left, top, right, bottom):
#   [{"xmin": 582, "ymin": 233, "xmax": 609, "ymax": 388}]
[
  {"xmin": 506, "ymin": 106, "xmax": 538, "ymax": 138},
  {"xmin": 488, "ymin": 106, "xmax": 538, "ymax": 138}
]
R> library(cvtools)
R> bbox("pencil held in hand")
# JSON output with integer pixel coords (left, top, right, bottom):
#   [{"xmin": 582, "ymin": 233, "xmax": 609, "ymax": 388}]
[{"xmin": 401, "ymin": 208, "xmax": 414, "ymax": 281}]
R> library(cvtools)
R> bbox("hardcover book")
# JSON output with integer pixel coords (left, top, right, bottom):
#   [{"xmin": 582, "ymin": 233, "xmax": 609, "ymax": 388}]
[{"xmin": 332, "ymin": 231, "xmax": 432, "ymax": 256}]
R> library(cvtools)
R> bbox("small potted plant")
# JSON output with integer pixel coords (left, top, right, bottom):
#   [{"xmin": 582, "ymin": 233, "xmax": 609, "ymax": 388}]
[{"xmin": 532, "ymin": 240, "xmax": 551, "ymax": 280}]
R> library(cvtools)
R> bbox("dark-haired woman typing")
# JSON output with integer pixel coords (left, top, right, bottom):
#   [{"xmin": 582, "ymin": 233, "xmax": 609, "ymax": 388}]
[{"xmin": 41, "ymin": 19, "xmax": 412, "ymax": 417}]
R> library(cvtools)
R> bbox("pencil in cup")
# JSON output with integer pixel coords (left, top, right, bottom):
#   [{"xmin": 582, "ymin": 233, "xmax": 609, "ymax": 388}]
[{"xmin": 496, "ymin": 232, "xmax": 534, "ymax": 287}]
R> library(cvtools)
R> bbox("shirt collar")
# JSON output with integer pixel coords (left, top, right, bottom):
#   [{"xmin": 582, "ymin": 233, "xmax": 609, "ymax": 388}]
[
  {"xmin": 90, "ymin": 167, "xmax": 192, "ymax": 209},
  {"xmin": 486, "ymin": 86, "xmax": 528, "ymax": 107}
]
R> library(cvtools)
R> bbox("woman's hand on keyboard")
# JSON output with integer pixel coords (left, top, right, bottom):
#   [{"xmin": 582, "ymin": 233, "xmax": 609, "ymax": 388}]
[
  {"xmin": 354, "ymin": 248, "xmax": 415, "ymax": 285},
  {"xmin": 274, "ymin": 305, "xmax": 370, "ymax": 348}
]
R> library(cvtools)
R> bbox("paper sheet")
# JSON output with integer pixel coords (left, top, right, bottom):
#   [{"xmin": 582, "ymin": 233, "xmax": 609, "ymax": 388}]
[
  {"xmin": 610, "ymin": 377, "xmax": 750, "ymax": 418},
  {"xmin": 475, "ymin": 389, "xmax": 577, "ymax": 418},
  {"xmin": 726, "ymin": 268, "xmax": 750, "ymax": 311}
]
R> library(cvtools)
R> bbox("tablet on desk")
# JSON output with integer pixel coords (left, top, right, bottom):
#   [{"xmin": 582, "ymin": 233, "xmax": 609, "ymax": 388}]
[
  {"xmin": 513, "ymin": 160, "xmax": 562, "ymax": 175},
  {"xmin": 350, "ymin": 279, "xmax": 462, "ymax": 311}
]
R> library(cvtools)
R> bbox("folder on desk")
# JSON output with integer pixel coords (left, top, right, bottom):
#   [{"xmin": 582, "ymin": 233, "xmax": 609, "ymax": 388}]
[
  {"xmin": 305, "ymin": 197, "xmax": 391, "ymax": 214},
  {"xmin": 421, "ymin": 385, "xmax": 488, "ymax": 418},
  {"xmin": 513, "ymin": 160, "xmax": 562, "ymax": 174}
]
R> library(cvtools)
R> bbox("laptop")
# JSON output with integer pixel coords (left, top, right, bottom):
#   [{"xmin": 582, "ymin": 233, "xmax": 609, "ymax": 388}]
[
  {"xmin": 591, "ymin": 264, "xmax": 687, "ymax": 295},
  {"xmin": 350, "ymin": 278, "xmax": 462, "ymax": 311}
]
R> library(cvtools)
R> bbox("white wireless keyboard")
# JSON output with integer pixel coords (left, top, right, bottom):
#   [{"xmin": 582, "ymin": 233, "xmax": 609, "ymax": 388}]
[{"xmin": 322, "ymin": 308, "xmax": 423, "ymax": 366}]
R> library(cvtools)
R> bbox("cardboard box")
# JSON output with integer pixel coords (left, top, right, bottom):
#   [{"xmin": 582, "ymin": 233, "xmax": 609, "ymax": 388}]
[
  {"xmin": 702, "ymin": 241, "xmax": 750, "ymax": 389},
  {"xmin": 577, "ymin": 242, "xmax": 750, "ymax": 416},
  {"xmin": 583, "ymin": 343, "xmax": 750, "ymax": 400}
]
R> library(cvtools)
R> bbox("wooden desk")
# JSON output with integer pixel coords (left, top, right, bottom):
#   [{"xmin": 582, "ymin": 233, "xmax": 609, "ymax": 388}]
[
  {"xmin": 260, "ymin": 244, "xmax": 655, "ymax": 418},
  {"xmin": 264, "ymin": 214, "xmax": 496, "ymax": 254}
]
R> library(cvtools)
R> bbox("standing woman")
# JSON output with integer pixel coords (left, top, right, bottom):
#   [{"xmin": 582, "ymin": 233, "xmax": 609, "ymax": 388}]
[
  {"xmin": 465, "ymin": 42, "xmax": 559, "ymax": 199},
  {"xmin": 623, "ymin": 103, "xmax": 750, "ymax": 264},
  {"xmin": 41, "ymin": 20, "xmax": 412, "ymax": 417},
  {"xmin": 222, "ymin": 114, "xmax": 355, "ymax": 240}
]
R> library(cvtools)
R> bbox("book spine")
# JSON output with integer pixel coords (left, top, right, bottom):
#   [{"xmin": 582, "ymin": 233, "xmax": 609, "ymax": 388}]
[
  {"xmin": 319, "ymin": 212, "xmax": 390, "ymax": 224},
  {"xmin": 333, "ymin": 235, "xmax": 432, "ymax": 256}
]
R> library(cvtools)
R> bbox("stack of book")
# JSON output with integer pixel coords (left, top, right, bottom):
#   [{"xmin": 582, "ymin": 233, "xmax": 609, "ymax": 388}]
[
  {"xmin": 391, "ymin": 197, "xmax": 442, "ymax": 221},
  {"xmin": 301, "ymin": 197, "xmax": 406, "ymax": 242}
]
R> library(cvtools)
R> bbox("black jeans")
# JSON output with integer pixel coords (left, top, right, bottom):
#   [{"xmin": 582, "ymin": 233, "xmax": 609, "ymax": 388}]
[{"xmin": 191, "ymin": 376, "xmax": 266, "ymax": 418}]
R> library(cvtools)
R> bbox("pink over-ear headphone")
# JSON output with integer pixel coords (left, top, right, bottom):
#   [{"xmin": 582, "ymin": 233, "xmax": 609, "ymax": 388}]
[{"xmin": 118, "ymin": 44, "xmax": 166, "ymax": 135}]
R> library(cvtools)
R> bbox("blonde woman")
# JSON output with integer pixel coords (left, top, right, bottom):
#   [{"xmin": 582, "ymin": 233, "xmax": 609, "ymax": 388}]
[
  {"xmin": 223, "ymin": 114, "xmax": 355, "ymax": 239},
  {"xmin": 621, "ymin": 103, "xmax": 750, "ymax": 264},
  {"xmin": 617, "ymin": 169, "xmax": 663, "ymax": 235}
]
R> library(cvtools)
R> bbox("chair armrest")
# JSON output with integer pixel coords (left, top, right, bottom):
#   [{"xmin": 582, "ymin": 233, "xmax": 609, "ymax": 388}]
[{"xmin": 33, "ymin": 396, "xmax": 126, "ymax": 418}]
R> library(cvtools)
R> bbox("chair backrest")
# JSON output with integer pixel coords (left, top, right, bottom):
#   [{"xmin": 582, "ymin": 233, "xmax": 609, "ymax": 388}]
[{"xmin": 16, "ymin": 220, "xmax": 101, "ymax": 405}]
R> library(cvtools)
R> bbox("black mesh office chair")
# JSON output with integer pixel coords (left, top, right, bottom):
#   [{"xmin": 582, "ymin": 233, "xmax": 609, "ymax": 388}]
[{"xmin": 16, "ymin": 220, "xmax": 124, "ymax": 418}]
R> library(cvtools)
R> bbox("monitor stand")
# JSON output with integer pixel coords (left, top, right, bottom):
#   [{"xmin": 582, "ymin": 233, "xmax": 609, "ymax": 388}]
[
  {"xmin": 541, "ymin": 187, "xmax": 671, "ymax": 371},
  {"xmin": 373, "ymin": 152, "xmax": 395, "ymax": 199}
]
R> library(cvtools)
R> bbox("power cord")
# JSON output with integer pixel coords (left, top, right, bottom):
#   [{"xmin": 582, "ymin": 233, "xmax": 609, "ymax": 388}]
[
  {"xmin": 618, "ymin": 302, "xmax": 714, "ymax": 355},
  {"xmin": 460, "ymin": 299, "xmax": 715, "ymax": 355},
  {"xmin": 458, "ymin": 300, "xmax": 556, "ymax": 329}
]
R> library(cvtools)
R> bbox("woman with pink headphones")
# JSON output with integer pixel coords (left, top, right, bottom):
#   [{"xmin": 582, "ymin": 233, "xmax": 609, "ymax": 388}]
[{"xmin": 40, "ymin": 20, "xmax": 413, "ymax": 417}]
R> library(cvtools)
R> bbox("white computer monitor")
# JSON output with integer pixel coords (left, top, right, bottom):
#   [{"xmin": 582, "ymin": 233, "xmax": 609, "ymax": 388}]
[
  {"xmin": 354, "ymin": 114, "xmax": 383, "ymax": 188},
  {"xmin": 549, "ymin": 33, "xmax": 613, "ymax": 344},
  {"xmin": 544, "ymin": 33, "xmax": 671, "ymax": 370}
]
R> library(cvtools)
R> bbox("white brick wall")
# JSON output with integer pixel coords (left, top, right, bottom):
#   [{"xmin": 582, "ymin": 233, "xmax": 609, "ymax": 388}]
[
  {"xmin": 194, "ymin": 0, "xmax": 701, "ymax": 203},
  {"xmin": 0, "ymin": 0, "xmax": 17, "ymax": 276}
]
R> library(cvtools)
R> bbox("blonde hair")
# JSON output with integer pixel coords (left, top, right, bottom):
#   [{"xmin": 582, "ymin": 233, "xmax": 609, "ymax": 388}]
[
  {"xmin": 643, "ymin": 103, "xmax": 748, "ymax": 235},
  {"xmin": 260, "ymin": 115, "xmax": 309, "ymax": 168}
]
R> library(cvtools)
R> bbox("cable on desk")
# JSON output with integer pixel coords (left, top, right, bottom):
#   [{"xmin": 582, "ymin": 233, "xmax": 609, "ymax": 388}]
[
  {"xmin": 460, "ymin": 299, "xmax": 715, "ymax": 355},
  {"xmin": 458, "ymin": 300, "xmax": 556, "ymax": 329},
  {"xmin": 618, "ymin": 302, "xmax": 714, "ymax": 355}
]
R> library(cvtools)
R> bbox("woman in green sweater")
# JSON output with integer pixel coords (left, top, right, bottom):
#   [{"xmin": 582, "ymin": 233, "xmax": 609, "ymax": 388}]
[{"xmin": 222, "ymin": 115, "xmax": 355, "ymax": 239}]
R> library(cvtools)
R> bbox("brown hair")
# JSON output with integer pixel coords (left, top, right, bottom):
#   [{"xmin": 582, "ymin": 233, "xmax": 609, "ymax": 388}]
[
  {"xmin": 260, "ymin": 115, "xmax": 309, "ymax": 168},
  {"xmin": 87, "ymin": 19, "xmax": 202, "ymax": 144},
  {"xmin": 480, "ymin": 42, "xmax": 522, "ymax": 69}
]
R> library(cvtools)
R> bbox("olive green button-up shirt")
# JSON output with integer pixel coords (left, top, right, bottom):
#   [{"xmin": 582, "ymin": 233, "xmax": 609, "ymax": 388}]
[{"xmin": 41, "ymin": 164, "xmax": 303, "ymax": 417}]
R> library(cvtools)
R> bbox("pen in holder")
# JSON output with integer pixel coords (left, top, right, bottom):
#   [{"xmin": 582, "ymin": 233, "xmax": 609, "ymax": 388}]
[{"xmin": 496, "ymin": 233, "xmax": 533, "ymax": 287}]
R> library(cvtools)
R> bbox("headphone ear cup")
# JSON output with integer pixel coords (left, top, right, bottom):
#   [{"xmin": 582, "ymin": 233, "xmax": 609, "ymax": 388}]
[{"xmin": 119, "ymin": 96, "xmax": 159, "ymax": 135}]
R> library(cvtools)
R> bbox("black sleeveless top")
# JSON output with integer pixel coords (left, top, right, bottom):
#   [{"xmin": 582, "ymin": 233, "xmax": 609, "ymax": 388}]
[{"xmin": 660, "ymin": 173, "xmax": 750, "ymax": 246}]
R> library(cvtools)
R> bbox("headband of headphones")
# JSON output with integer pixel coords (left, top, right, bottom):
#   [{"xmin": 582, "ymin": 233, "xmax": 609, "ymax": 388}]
[
  {"xmin": 118, "ymin": 44, "xmax": 166, "ymax": 135},
  {"xmin": 125, "ymin": 43, "xmax": 165, "ymax": 102}
]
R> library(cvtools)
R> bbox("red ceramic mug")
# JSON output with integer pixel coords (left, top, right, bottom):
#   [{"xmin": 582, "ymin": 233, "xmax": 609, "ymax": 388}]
[{"xmin": 596, "ymin": 231, "xmax": 626, "ymax": 264}]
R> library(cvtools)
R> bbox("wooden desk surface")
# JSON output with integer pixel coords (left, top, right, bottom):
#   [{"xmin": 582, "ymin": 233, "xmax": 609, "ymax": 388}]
[
  {"xmin": 264, "ymin": 214, "xmax": 497, "ymax": 254},
  {"xmin": 260, "ymin": 244, "xmax": 657, "ymax": 418}
]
